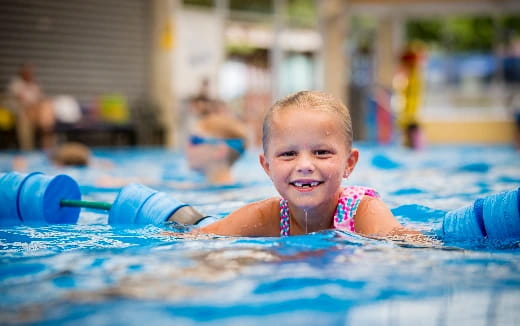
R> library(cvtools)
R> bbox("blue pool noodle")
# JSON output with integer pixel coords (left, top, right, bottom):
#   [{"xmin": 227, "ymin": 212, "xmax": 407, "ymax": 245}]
[
  {"xmin": 135, "ymin": 190, "xmax": 188, "ymax": 224},
  {"xmin": 482, "ymin": 188, "xmax": 520, "ymax": 239},
  {"xmin": 108, "ymin": 183, "xmax": 154, "ymax": 224},
  {"xmin": 19, "ymin": 173, "xmax": 81, "ymax": 224},
  {"xmin": 0, "ymin": 172, "xmax": 81, "ymax": 224},
  {"xmin": 0, "ymin": 172, "xmax": 41, "ymax": 224},
  {"xmin": 443, "ymin": 198, "xmax": 485, "ymax": 240},
  {"xmin": 443, "ymin": 188, "xmax": 520, "ymax": 241},
  {"xmin": 108, "ymin": 183, "xmax": 188, "ymax": 225}
]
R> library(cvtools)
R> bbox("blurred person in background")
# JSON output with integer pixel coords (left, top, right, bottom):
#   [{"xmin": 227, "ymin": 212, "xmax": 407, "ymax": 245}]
[
  {"xmin": 508, "ymin": 91, "xmax": 520, "ymax": 150},
  {"xmin": 94, "ymin": 113, "xmax": 248, "ymax": 188},
  {"xmin": 10, "ymin": 141, "xmax": 94, "ymax": 171},
  {"xmin": 49, "ymin": 142, "xmax": 92, "ymax": 167},
  {"xmin": 504, "ymin": 36, "xmax": 520, "ymax": 150},
  {"xmin": 188, "ymin": 78, "xmax": 229, "ymax": 118},
  {"xmin": 393, "ymin": 42, "xmax": 425, "ymax": 150},
  {"xmin": 186, "ymin": 113, "xmax": 248, "ymax": 185},
  {"xmin": 7, "ymin": 63, "xmax": 56, "ymax": 150}
]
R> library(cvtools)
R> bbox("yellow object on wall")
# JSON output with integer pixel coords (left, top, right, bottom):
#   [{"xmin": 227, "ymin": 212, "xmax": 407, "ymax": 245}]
[
  {"xmin": 161, "ymin": 22, "xmax": 174, "ymax": 50},
  {"xmin": 0, "ymin": 107, "xmax": 15, "ymax": 130}
]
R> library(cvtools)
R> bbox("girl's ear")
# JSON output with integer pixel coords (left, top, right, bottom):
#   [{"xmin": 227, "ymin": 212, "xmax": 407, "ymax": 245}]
[
  {"xmin": 259, "ymin": 153, "xmax": 271, "ymax": 176},
  {"xmin": 344, "ymin": 148, "xmax": 359, "ymax": 178}
]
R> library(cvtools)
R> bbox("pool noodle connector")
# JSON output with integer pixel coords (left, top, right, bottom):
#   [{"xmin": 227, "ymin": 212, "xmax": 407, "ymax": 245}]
[{"xmin": 443, "ymin": 187, "xmax": 520, "ymax": 241}]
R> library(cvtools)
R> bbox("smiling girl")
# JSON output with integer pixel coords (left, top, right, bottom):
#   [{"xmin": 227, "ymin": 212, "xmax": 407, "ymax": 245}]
[{"xmin": 194, "ymin": 91, "xmax": 411, "ymax": 237}]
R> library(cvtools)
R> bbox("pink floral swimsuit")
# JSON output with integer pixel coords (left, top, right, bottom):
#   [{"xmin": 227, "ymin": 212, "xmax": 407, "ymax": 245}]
[{"xmin": 279, "ymin": 186, "xmax": 379, "ymax": 236}]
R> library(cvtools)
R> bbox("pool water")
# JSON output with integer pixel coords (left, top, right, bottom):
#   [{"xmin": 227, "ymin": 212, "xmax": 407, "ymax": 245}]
[{"xmin": 1, "ymin": 144, "xmax": 519, "ymax": 325}]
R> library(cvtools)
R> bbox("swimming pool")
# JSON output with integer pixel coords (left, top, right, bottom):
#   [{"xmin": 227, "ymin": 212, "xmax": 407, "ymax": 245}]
[{"xmin": 1, "ymin": 144, "xmax": 519, "ymax": 325}]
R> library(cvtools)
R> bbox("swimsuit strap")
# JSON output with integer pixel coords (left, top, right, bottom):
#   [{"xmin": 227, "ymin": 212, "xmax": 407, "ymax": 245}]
[
  {"xmin": 280, "ymin": 199, "xmax": 290, "ymax": 236},
  {"xmin": 279, "ymin": 186, "xmax": 379, "ymax": 236},
  {"xmin": 333, "ymin": 186, "xmax": 379, "ymax": 232}
]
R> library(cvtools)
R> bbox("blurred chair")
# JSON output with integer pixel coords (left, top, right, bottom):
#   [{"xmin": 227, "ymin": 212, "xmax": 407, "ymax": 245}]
[{"xmin": 54, "ymin": 94, "xmax": 137, "ymax": 147}]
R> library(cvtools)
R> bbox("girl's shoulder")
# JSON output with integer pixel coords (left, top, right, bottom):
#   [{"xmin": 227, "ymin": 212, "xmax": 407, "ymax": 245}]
[
  {"xmin": 198, "ymin": 197, "xmax": 281, "ymax": 237},
  {"xmin": 240, "ymin": 197, "xmax": 281, "ymax": 222},
  {"xmin": 353, "ymin": 191, "xmax": 401, "ymax": 236}
]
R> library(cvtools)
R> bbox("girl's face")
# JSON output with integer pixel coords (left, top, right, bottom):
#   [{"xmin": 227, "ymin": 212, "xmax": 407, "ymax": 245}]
[{"xmin": 260, "ymin": 107, "xmax": 358, "ymax": 212}]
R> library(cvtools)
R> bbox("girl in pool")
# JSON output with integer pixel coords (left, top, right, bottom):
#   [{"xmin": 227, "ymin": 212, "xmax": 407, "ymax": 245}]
[
  {"xmin": 185, "ymin": 113, "xmax": 248, "ymax": 185},
  {"xmin": 184, "ymin": 90, "xmax": 414, "ymax": 237}
]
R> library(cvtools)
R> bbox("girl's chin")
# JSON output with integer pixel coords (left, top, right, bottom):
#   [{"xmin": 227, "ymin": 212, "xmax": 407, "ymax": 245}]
[{"xmin": 287, "ymin": 198, "xmax": 324, "ymax": 211}]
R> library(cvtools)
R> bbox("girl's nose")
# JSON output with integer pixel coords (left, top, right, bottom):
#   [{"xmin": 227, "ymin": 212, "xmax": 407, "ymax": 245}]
[{"xmin": 296, "ymin": 154, "xmax": 315, "ymax": 174}]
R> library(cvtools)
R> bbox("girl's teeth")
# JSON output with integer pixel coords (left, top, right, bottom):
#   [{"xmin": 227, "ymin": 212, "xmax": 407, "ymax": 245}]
[{"xmin": 294, "ymin": 181, "xmax": 319, "ymax": 187}]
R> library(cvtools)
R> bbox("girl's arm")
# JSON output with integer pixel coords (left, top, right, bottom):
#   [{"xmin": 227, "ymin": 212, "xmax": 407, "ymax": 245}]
[
  {"xmin": 197, "ymin": 197, "xmax": 280, "ymax": 237},
  {"xmin": 354, "ymin": 196, "xmax": 419, "ymax": 236}
]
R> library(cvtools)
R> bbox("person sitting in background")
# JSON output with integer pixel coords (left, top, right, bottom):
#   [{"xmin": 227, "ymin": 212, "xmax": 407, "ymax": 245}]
[
  {"xmin": 7, "ymin": 63, "xmax": 56, "ymax": 150},
  {"xmin": 186, "ymin": 113, "xmax": 248, "ymax": 185}
]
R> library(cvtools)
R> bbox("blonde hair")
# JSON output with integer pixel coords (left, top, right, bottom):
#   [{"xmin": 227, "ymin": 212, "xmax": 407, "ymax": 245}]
[
  {"xmin": 198, "ymin": 114, "xmax": 248, "ymax": 165},
  {"xmin": 262, "ymin": 91, "xmax": 353, "ymax": 152}
]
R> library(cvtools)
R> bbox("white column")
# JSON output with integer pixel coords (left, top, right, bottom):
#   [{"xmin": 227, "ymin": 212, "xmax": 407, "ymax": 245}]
[
  {"xmin": 374, "ymin": 15, "xmax": 404, "ymax": 90},
  {"xmin": 318, "ymin": 0, "xmax": 350, "ymax": 104},
  {"xmin": 271, "ymin": 0, "xmax": 287, "ymax": 101},
  {"xmin": 150, "ymin": 0, "xmax": 176, "ymax": 147}
]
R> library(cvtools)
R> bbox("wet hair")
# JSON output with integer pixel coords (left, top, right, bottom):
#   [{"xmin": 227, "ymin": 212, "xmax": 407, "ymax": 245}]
[
  {"xmin": 262, "ymin": 90, "xmax": 353, "ymax": 153},
  {"xmin": 198, "ymin": 114, "xmax": 248, "ymax": 165},
  {"xmin": 50, "ymin": 142, "xmax": 91, "ymax": 167}
]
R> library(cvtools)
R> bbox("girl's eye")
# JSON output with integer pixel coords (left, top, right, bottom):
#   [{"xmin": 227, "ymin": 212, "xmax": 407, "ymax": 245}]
[
  {"xmin": 280, "ymin": 151, "xmax": 297, "ymax": 158},
  {"xmin": 314, "ymin": 150, "xmax": 332, "ymax": 157}
]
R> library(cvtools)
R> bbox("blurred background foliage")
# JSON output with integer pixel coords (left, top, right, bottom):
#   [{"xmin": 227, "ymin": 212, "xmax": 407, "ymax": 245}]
[{"xmin": 407, "ymin": 15, "xmax": 520, "ymax": 52}]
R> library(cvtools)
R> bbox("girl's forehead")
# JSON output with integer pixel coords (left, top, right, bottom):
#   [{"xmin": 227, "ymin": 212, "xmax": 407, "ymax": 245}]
[
  {"xmin": 271, "ymin": 107, "xmax": 340, "ymax": 128},
  {"xmin": 270, "ymin": 113, "xmax": 345, "ymax": 140},
  {"xmin": 268, "ymin": 108, "xmax": 348, "ymax": 143}
]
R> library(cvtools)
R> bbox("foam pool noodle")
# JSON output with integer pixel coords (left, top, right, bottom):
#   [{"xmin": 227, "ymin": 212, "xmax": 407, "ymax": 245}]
[
  {"xmin": 0, "ymin": 172, "xmax": 81, "ymax": 224},
  {"xmin": 443, "ymin": 188, "xmax": 520, "ymax": 241}
]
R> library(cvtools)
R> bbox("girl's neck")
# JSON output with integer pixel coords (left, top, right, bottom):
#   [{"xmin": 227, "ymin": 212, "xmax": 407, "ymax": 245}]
[{"xmin": 289, "ymin": 200, "xmax": 338, "ymax": 234}]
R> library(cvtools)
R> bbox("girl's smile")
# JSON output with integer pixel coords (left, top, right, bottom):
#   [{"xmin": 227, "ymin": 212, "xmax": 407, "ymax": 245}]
[{"xmin": 290, "ymin": 179, "xmax": 323, "ymax": 192}]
